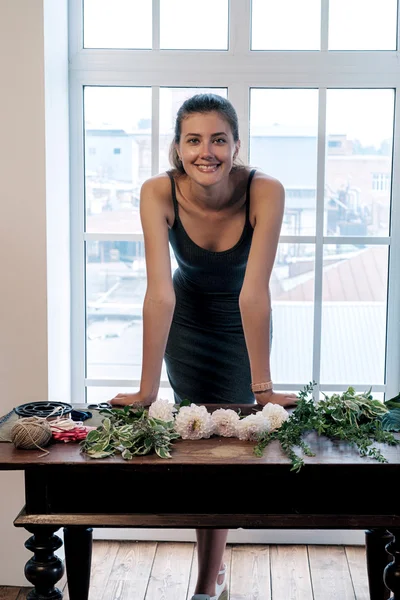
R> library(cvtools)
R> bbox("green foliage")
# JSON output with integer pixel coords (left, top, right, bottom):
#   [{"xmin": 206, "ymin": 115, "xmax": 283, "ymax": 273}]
[
  {"xmin": 80, "ymin": 406, "xmax": 179, "ymax": 460},
  {"xmin": 179, "ymin": 399, "xmax": 192, "ymax": 408},
  {"xmin": 384, "ymin": 392, "xmax": 400, "ymax": 411},
  {"xmin": 254, "ymin": 382, "xmax": 400, "ymax": 473},
  {"xmin": 80, "ymin": 387, "xmax": 400, "ymax": 466},
  {"xmin": 381, "ymin": 409, "xmax": 400, "ymax": 432}
]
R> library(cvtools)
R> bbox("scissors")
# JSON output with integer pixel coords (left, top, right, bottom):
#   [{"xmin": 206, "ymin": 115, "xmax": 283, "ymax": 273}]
[{"xmin": 87, "ymin": 402, "xmax": 112, "ymax": 410}]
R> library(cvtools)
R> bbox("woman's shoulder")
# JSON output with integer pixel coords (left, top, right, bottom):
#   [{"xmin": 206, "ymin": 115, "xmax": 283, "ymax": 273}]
[
  {"xmin": 246, "ymin": 170, "xmax": 285, "ymax": 224},
  {"xmin": 250, "ymin": 169, "xmax": 283, "ymax": 189},
  {"xmin": 233, "ymin": 166, "xmax": 282, "ymax": 188},
  {"xmin": 249, "ymin": 170, "xmax": 285, "ymax": 202},
  {"xmin": 140, "ymin": 172, "xmax": 176, "ymax": 224},
  {"xmin": 141, "ymin": 171, "xmax": 173, "ymax": 196}
]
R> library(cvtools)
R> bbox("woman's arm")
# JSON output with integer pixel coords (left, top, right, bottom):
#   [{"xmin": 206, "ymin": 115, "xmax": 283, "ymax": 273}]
[
  {"xmin": 111, "ymin": 176, "xmax": 175, "ymax": 406},
  {"xmin": 239, "ymin": 174, "xmax": 297, "ymax": 407}
]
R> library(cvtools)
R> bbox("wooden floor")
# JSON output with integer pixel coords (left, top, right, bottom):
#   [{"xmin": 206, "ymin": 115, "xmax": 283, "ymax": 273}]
[{"xmin": 0, "ymin": 540, "xmax": 370, "ymax": 600}]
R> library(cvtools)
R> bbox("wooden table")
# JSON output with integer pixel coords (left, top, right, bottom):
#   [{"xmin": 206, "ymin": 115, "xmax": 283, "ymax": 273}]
[{"xmin": 1, "ymin": 409, "xmax": 400, "ymax": 600}]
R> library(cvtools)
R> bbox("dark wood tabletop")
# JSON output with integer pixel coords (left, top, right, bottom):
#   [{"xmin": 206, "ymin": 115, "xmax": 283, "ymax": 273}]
[
  {"xmin": 1, "ymin": 428, "xmax": 400, "ymax": 466},
  {"xmin": 2, "ymin": 424, "xmax": 399, "ymax": 525}
]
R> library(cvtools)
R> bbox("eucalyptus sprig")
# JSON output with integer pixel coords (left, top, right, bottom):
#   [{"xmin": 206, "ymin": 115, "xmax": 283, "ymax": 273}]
[
  {"xmin": 81, "ymin": 405, "xmax": 179, "ymax": 460},
  {"xmin": 254, "ymin": 382, "xmax": 400, "ymax": 472}
]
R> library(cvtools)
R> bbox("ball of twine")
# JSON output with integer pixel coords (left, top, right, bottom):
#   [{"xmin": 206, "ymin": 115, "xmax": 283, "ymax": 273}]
[{"xmin": 11, "ymin": 417, "xmax": 52, "ymax": 450}]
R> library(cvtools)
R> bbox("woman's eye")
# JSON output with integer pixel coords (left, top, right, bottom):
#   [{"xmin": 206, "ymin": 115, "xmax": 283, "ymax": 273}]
[
  {"xmin": 188, "ymin": 138, "xmax": 199, "ymax": 144},
  {"xmin": 214, "ymin": 138, "xmax": 226, "ymax": 144}
]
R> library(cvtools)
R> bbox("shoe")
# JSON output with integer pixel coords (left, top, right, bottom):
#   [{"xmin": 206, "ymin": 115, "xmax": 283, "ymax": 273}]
[
  {"xmin": 214, "ymin": 563, "xmax": 228, "ymax": 600},
  {"xmin": 191, "ymin": 564, "xmax": 228, "ymax": 600}
]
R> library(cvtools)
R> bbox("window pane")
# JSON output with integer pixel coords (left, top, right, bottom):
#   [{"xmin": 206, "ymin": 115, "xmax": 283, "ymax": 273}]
[
  {"xmin": 86, "ymin": 242, "xmax": 146, "ymax": 380},
  {"xmin": 160, "ymin": 0, "xmax": 228, "ymax": 49},
  {"xmin": 86, "ymin": 243, "xmax": 176, "ymax": 381},
  {"xmin": 250, "ymin": 89, "xmax": 319, "ymax": 235},
  {"xmin": 251, "ymin": 0, "xmax": 321, "ymax": 50},
  {"xmin": 329, "ymin": 0, "xmax": 397, "ymax": 50},
  {"xmin": 320, "ymin": 245, "xmax": 388, "ymax": 384},
  {"xmin": 159, "ymin": 88, "xmax": 227, "ymax": 173},
  {"xmin": 325, "ymin": 89, "xmax": 394, "ymax": 238},
  {"xmin": 84, "ymin": 87, "xmax": 152, "ymax": 234},
  {"xmin": 271, "ymin": 243, "xmax": 315, "ymax": 384},
  {"xmin": 83, "ymin": 0, "xmax": 152, "ymax": 49}
]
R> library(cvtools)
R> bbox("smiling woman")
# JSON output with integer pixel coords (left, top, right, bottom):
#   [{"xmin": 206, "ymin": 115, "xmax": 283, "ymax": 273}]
[
  {"xmin": 109, "ymin": 93, "xmax": 297, "ymax": 600},
  {"xmin": 110, "ymin": 94, "xmax": 297, "ymax": 410}
]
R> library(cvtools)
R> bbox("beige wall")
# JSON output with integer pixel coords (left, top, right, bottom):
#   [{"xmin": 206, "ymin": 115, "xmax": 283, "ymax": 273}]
[{"xmin": 0, "ymin": 0, "xmax": 48, "ymax": 585}]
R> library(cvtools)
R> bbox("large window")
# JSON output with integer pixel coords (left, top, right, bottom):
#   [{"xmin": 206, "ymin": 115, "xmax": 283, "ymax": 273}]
[{"xmin": 70, "ymin": 0, "xmax": 400, "ymax": 405}]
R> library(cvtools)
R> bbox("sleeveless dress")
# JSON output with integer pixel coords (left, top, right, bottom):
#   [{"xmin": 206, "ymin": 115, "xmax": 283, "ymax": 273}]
[{"xmin": 165, "ymin": 169, "xmax": 273, "ymax": 404}]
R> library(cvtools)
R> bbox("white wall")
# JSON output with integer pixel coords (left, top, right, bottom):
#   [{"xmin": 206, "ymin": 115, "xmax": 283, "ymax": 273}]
[{"xmin": 0, "ymin": 0, "xmax": 48, "ymax": 586}]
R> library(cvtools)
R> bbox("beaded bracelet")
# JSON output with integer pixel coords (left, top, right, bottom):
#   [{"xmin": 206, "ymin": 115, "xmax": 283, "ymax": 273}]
[{"xmin": 251, "ymin": 380, "xmax": 273, "ymax": 393}]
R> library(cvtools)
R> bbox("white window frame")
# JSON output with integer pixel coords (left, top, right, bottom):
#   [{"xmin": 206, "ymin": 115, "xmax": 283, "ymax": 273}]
[
  {"xmin": 69, "ymin": 0, "xmax": 400, "ymax": 405},
  {"xmin": 67, "ymin": 0, "xmax": 400, "ymax": 546}
]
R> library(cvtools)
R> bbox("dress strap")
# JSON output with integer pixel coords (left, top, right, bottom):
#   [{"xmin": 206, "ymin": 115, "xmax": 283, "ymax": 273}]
[
  {"xmin": 167, "ymin": 171, "xmax": 180, "ymax": 222},
  {"xmin": 245, "ymin": 168, "xmax": 257, "ymax": 221}
]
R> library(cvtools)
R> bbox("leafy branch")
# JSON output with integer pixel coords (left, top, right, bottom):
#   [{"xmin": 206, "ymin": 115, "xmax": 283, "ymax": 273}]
[
  {"xmin": 80, "ymin": 405, "xmax": 179, "ymax": 460},
  {"xmin": 254, "ymin": 382, "xmax": 400, "ymax": 472}
]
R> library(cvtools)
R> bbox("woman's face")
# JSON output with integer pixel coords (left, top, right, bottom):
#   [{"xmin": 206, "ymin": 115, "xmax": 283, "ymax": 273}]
[{"xmin": 176, "ymin": 111, "xmax": 240, "ymax": 186}]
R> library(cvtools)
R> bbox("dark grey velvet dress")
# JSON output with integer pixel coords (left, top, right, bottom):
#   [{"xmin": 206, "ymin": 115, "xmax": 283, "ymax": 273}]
[{"xmin": 165, "ymin": 169, "xmax": 273, "ymax": 404}]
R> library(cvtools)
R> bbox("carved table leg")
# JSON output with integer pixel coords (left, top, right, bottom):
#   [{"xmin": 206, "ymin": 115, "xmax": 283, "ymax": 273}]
[
  {"xmin": 24, "ymin": 526, "xmax": 64, "ymax": 600},
  {"xmin": 365, "ymin": 529, "xmax": 393, "ymax": 600},
  {"xmin": 384, "ymin": 529, "xmax": 400, "ymax": 599},
  {"xmin": 63, "ymin": 527, "xmax": 93, "ymax": 600}
]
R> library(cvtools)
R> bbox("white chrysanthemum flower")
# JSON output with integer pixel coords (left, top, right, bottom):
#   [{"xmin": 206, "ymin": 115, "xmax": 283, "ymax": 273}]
[
  {"xmin": 174, "ymin": 404, "xmax": 214, "ymax": 440},
  {"xmin": 261, "ymin": 403, "xmax": 289, "ymax": 431},
  {"xmin": 148, "ymin": 398, "xmax": 176, "ymax": 423},
  {"xmin": 211, "ymin": 408, "xmax": 240, "ymax": 437},
  {"xmin": 235, "ymin": 413, "xmax": 271, "ymax": 441}
]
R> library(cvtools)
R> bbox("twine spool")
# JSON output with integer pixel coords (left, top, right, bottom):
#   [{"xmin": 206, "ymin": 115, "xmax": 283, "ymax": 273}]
[{"xmin": 11, "ymin": 417, "xmax": 52, "ymax": 450}]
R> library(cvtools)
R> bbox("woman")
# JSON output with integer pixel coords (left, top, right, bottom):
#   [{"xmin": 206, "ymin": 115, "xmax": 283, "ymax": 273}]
[{"xmin": 111, "ymin": 93, "xmax": 298, "ymax": 600}]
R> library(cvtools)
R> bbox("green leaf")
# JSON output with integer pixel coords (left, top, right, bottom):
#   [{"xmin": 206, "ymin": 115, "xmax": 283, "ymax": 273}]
[
  {"xmin": 102, "ymin": 418, "xmax": 111, "ymax": 433},
  {"xmin": 86, "ymin": 450, "xmax": 114, "ymax": 459},
  {"xmin": 156, "ymin": 446, "xmax": 171, "ymax": 459},
  {"xmin": 120, "ymin": 439, "xmax": 133, "ymax": 448},
  {"xmin": 122, "ymin": 449, "xmax": 133, "ymax": 460},
  {"xmin": 85, "ymin": 430, "xmax": 101, "ymax": 443},
  {"xmin": 367, "ymin": 399, "xmax": 388, "ymax": 413},
  {"xmin": 144, "ymin": 438, "xmax": 153, "ymax": 450},
  {"xmin": 178, "ymin": 399, "xmax": 191, "ymax": 409},
  {"xmin": 385, "ymin": 399, "xmax": 400, "ymax": 411},
  {"xmin": 381, "ymin": 409, "xmax": 400, "ymax": 432}
]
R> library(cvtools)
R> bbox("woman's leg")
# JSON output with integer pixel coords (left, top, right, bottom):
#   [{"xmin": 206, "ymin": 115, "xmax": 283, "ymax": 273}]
[{"xmin": 194, "ymin": 529, "xmax": 229, "ymax": 597}]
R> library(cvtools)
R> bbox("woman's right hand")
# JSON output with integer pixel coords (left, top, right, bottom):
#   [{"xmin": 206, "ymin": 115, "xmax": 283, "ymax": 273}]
[{"xmin": 110, "ymin": 392, "xmax": 153, "ymax": 407}]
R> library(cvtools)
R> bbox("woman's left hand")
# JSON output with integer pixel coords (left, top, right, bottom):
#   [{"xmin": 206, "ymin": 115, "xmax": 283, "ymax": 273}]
[{"xmin": 255, "ymin": 390, "xmax": 298, "ymax": 408}]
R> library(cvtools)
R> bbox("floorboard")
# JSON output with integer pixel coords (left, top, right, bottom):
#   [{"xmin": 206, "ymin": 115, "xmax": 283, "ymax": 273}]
[{"xmin": 2, "ymin": 541, "xmax": 372, "ymax": 600}]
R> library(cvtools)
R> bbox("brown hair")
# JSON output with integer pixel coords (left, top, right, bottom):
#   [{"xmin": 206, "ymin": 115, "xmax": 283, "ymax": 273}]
[{"xmin": 168, "ymin": 93, "xmax": 242, "ymax": 174}]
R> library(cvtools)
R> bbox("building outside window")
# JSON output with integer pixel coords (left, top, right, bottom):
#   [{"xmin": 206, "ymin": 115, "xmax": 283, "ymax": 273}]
[{"xmin": 372, "ymin": 172, "xmax": 391, "ymax": 192}]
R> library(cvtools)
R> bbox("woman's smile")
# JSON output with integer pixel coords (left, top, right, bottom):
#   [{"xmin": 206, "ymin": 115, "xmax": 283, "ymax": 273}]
[{"xmin": 194, "ymin": 163, "xmax": 221, "ymax": 173}]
